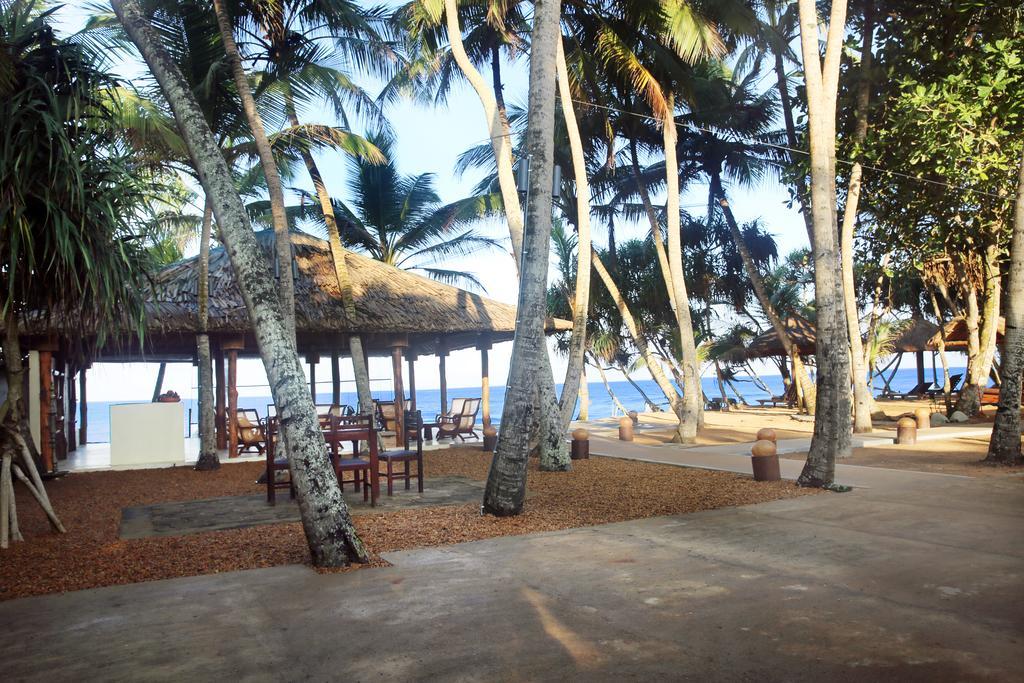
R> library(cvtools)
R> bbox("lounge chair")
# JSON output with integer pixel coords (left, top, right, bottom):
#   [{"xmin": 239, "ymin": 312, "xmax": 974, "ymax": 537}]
[
  {"xmin": 756, "ymin": 384, "xmax": 796, "ymax": 408},
  {"xmin": 236, "ymin": 408, "xmax": 267, "ymax": 457},
  {"xmin": 881, "ymin": 380, "xmax": 934, "ymax": 400},
  {"xmin": 924, "ymin": 374, "xmax": 963, "ymax": 398},
  {"xmin": 379, "ymin": 410, "xmax": 424, "ymax": 496},
  {"xmin": 436, "ymin": 398, "xmax": 482, "ymax": 441}
]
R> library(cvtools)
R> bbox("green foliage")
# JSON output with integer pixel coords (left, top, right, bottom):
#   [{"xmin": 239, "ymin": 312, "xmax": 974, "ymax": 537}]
[{"xmin": 0, "ymin": 0, "xmax": 160, "ymax": 343}]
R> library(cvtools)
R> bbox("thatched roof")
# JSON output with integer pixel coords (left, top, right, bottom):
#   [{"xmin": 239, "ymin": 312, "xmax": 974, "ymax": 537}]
[
  {"xmin": 745, "ymin": 315, "xmax": 816, "ymax": 359},
  {"xmin": 928, "ymin": 316, "xmax": 1005, "ymax": 351},
  {"xmin": 891, "ymin": 318, "xmax": 940, "ymax": 352},
  {"xmin": 25, "ymin": 230, "xmax": 569, "ymax": 360}
]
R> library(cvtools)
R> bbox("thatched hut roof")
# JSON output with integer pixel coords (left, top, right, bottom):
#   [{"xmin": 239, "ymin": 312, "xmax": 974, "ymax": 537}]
[
  {"xmin": 26, "ymin": 230, "xmax": 570, "ymax": 360},
  {"xmin": 927, "ymin": 316, "xmax": 1005, "ymax": 351},
  {"xmin": 745, "ymin": 315, "xmax": 816, "ymax": 359},
  {"xmin": 891, "ymin": 318, "xmax": 940, "ymax": 352}
]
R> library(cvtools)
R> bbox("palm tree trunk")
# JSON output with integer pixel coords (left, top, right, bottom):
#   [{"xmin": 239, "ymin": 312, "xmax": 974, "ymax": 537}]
[
  {"xmin": 593, "ymin": 360, "xmax": 628, "ymax": 415},
  {"xmin": 592, "ymin": 250, "xmax": 680, "ymax": 411},
  {"xmin": 712, "ymin": 175, "xmax": 817, "ymax": 414},
  {"xmin": 629, "ymin": 138, "xmax": 677, "ymax": 312},
  {"xmin": 211, "ymin": 0, "xmax": 295, "ymax": 337},
  {"xmin": 839, "ymin": 1, "xmax": 875, "ymax": 433},
  {"xmin": 796, "ymin": 0, "xmax": 852, "ymax": 487},
  {"xmin": 620, "ymin": 362, "xmax": 661, "ymax": 411},
  {"xmin": 578, "ymin": 365, "xmax": 589, "ymax": 421},
  {"xmin": 483, "ymin": 0, "xmax": 569, "ymax": 515},
  {"xmin": 286, "ymin": 107, "xmax": 373, "ymax": 414},
  {"xmin": 662, "ymin": 95, "xmax": 700, "ymax": 444},
  {"xmin": 773, "ymin": 42, "xmax": 815, "ymax": 247},
  {"xmin": 114, "ymin": 0, "xmax": 366, "ymax": 565},
  {"xmin": 554, "ymin": 39, "xmax": 592, "ymax": 430},
  {"xmin": 955, "ymin": 282, "xmax": 984, "ymax": 415},
  {"xmin": 986, "ymin": 152, "xmax": 1024, "ymax": 465},
  {"xmin": 195, "ymin": 199, "xmax": 219, "ymax": 470},
  {"xmin": 444, "ymin": 0, "xmax": 523, "ymax": 264}
]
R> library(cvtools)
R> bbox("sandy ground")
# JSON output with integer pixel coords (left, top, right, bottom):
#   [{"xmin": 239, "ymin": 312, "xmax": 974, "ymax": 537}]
[
  {"xmin": 783, "ymin": 435, "xmax": 1024, "ymax": 478},
  {"xmin": 0, "ymin": 446, "xmax": 815, "ymax": 601},
  {"xmin": 580, "ymin": 398, "xmax": 999, "ymax": 446}
]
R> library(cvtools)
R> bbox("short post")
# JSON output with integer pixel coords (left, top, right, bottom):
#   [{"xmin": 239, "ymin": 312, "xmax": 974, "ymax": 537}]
[
  {"xmin": 628, "ymin": 410, "xmax": 639, "ymax": 426},
  {"xmin": 750, "ymin": 439, "xmax": 780, "ymax": 482},
  {"xmin": 482, "ymin": 425, "xmax": 498, "ymax": 452},
  {"xmin": 756, "ymin": 427, "xmax": 777, "ymax": 443},
  {"xmin": 896, "ymin": 416, "xmax": 917, "ymax": 445},
  {"xmin": 914, "ymin": 407, "xmax": 931, "ymax": 430},
  {"xmin": 571, "ymin": 428, "xmax": 589, "ymax": 460},
  {"xmin": 618, "ymin": 416, "xmax": 634, "ymax": 442}
]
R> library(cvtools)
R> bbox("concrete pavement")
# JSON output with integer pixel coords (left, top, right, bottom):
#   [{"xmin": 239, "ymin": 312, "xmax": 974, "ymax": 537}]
[{"xmin": 1, "ymin": 469, "xmax": 1021, "ymax": 681}]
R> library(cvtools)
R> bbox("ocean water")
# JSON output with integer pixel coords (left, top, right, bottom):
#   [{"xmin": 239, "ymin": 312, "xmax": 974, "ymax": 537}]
[{"xmin": 78, "ymin": 366, "xmax": 965, "ymax": 443}]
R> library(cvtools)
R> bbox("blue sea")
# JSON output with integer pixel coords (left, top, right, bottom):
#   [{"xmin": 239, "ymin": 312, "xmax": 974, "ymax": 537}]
[{"xmin": 78, "ymin": 366, "xmax": 965, "ymax": 443}]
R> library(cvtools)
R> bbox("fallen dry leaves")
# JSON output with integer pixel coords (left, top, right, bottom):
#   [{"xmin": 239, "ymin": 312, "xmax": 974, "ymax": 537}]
[{"xmin": 0, "ymin": 447, "xmax": 817, "ymax": 601}]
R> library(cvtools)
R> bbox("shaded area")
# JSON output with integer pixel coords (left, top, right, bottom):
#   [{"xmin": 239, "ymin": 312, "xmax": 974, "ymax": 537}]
[{"xmin": 119, "ymin": 476, "xmax": 487, "ymax": 539}]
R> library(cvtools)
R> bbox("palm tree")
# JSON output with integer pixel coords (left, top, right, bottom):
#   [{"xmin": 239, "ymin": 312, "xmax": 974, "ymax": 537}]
[
  {"xmin": 986, "ymin": 151, "xmax": 1024, "ymax": 466},
  {"xmin": 332, "ymin": 129, "xmax": 502, "ymax": 289},
  {"xmin": 795, "ymin": 0, "xmax": 853, "ymax": 487},
  {"xmin": 114, "ymin": 0, "xmax": 367, "ymax": 566},
  {"xmin": 0, "ymin": 0, "xmax": 162, "ymax": 544}
]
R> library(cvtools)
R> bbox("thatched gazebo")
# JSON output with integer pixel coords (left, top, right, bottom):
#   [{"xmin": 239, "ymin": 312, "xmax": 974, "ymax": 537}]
[
  {"xmin": 21, "ymin": 230, "xmax": 569, "ymax": 468},
  {"xmin": 927, "ymin": 316, "xmax": 1005, "ymax": 351},
  {"xmin": 744, "ymin": 315, "xmax": 817, "ymax": 359}
]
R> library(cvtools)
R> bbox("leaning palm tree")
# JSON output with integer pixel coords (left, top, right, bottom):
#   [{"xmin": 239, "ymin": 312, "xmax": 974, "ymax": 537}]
[{"xmin": 332, "ymin": 129, "xmax": 503, "ymax": 289}]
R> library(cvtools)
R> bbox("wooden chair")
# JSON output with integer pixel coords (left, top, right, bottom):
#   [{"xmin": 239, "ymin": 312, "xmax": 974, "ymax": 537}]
[
  {"xmin": 330, "ymin": 413, "xmax": 378, "ymax": 506},
  {"xmin": 925, "ymin": 374, "xmax": 963, "ymax": 398},
  {"xmin": 374, "ymin": 400, "xmax": 398, "ymax": 434},
  {"xmin": 436, "ymin": 398, "xmax": 481, "ymax": 441},
  {"xmin": 264, "ymin": 416, "xmax": 293, "ymax": 505},
  {"xmin": 379, "ymin": 410, "xmax": 424, "ymax": 496},
  {"xmin": 236, "ymin": 408, "xmax": 267, "ymax": 456}
]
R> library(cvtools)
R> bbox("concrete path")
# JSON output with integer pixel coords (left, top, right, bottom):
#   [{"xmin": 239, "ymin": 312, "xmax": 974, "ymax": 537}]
[{"xmin": 1, "ymin": 471, "xmax": 1021, "ymax": 681}]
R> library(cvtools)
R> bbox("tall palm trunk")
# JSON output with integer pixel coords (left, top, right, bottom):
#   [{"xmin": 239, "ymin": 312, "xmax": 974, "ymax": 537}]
[
  {"xmin": 662, "ymin": 97, "xmax": 701, "ymax": 443},
  {"xmin": 958, "ymin": 246, "xmax": 1002, "ymax": 415},
  {"xmin": 772, "ymin": 38, "xmax": 815, "ymax": 246},
  {"xmin": 211, "ymin": 0, "xmax": 295, "ymax": 336},
  {"xmin": 629, "ymin": 138, "xmax": 677, "ymax": 312},
  {"xmin": 796, "ymin": 0, "xmax": 852, "ymax": 487},
  {"xmin": 114, "ymin": 0, "xmax": 366, "ymax": 565},
  {"xmin": 286, "ymin": 106, "xmax": 373, "ymax": 413},
  {"xmin": 593, "ymin": 359, "xmax": 628, "ymax": 414},
  {"xmin": 483, "ymin": 0, "xmax": 567, "ymax": 515},
  {"xmin": 444, "ymin": 0, "xmax": 567, "ymax": 470},
  {"xmin": 839, "ymin": 1, "xmax": 875, "ymax": 433},
  {"xmin": 195, "ymin": 199, "xmax": 219, "ymax": 470},
  {"xmin": 712, "ymin": 175, "xmax": 817, "ymax": 414},
  {"xmin": 986, "ymin": 152, "xmax": 1024, "ymax": 465},
  {"xmin": 554, "ymin": 39, "xmax": 592, "ymax": 429},
  {"xmin": 577, "ymin": 365, "xmax": 589, "ymax": 420}
]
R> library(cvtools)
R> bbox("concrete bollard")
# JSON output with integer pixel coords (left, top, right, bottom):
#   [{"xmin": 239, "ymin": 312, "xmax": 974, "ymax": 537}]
[
  {"xmin": 896, "ymin": 416, "xmax": 917, "ymax": 445},
  {"xmin": 482, "ymin": 425, "xmax": 498, "ymax": 452},
  {"xmin": 750, "ymin": 439, "xmax": 780, "ymax": 482},
  {"xmin": 618, "ymin": 416, "xmax": 634, "ymax": 442},
  {"xmin": 756, "ymin": 428, "xmax": 777, "ymax": 443},
  {"xmin": 571, "ymin": 428, "xmax": 590, "ymax": 460},
  {"xmin": 914, "ymin": 407, "xmax": 931, "ymax": 430},
  {"xmin": 628, "ymin": 410, "xmax": 639, "ymax": 427}
]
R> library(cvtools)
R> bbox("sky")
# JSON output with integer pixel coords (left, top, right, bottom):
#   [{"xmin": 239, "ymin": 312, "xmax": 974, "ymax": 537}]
[{"xmin": 53, "ymin": 2, "xmax": 814, "ymax": 402}]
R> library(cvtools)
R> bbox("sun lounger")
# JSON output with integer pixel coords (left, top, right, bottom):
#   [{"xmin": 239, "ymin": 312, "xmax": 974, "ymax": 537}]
[{"xmin": 880, "ymin": 380, "xmax": 934, "ymax": 400}]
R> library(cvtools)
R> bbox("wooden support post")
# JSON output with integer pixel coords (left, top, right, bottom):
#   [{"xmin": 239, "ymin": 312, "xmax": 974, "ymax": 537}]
[
  {"xmin": 308, "ymin": 353, "xmax": 319, "ymax": 403},
  {"xmin": 478, "ymin": 336, "xmax": 492, "ymax": 427},
  {"xmin": 215, "ymin": 346, "xmax": 226, "ymax": 450},
  {"xmin": 390, "ymin": 345, "xmax": 406, "ymax": 438},
  {"xmin": 223, "ymin": 337, "xmax": 243, "ymax": 458},
  {"xmin": 438, "ymin": 348, "xmax": 448, "ymax": 414},
  {"xmin": 407, "ymin": 351, "xmax": 417, "ymax": 412},
  {"xmin": 38, "ymin": 349, "xmax": 54, "ymax": 473},
  {"xmin": 67, "ymin": 362, "xmax": 77, "ymax": 452},
  {"xmin": 915, "ymin": 350, "xmax": 926, "ymax": 389},
  {"xmin": 331, "ymin": 350, "xmax": 341, "ymax": 405},
  {"xmin": 78, "ymin": 366, "xmax": 88, "ymax": 445}
]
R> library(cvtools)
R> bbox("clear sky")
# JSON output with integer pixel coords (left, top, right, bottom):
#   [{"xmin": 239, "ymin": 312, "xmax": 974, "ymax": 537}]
[{"xmin": 54, "ymin": 3, "xmax": 812, "ymax": 402}]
